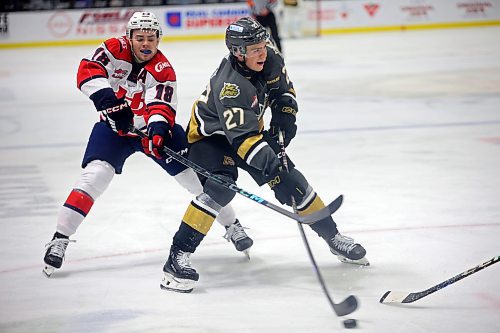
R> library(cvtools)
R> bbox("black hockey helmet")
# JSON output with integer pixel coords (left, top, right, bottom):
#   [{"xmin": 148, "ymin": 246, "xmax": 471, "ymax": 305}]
[{"xmin": 225, "ymin": 17, "xmax": 269, "ymax": 56}]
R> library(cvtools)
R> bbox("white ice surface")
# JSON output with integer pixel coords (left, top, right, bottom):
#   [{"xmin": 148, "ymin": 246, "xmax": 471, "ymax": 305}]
[{"xmin": 0, "ymin": 27, "xmax": 499, "ymax": 333}]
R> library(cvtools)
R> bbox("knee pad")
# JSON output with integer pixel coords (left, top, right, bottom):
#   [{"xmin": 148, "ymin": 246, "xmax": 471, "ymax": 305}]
[
  {"xmin": 174, "ymin": 168, "xmax": 203, "ymax": 196},
  {"xmin": 217, "ymin": 204, "xmax": 236, "ymax": 226},
  {"xmin": 203, "ymin": 175, "xmax": 236, "ymax": 207},
  {"xmin": 74, "ymin": 160, "xmax": 115, "ymax": 199}
]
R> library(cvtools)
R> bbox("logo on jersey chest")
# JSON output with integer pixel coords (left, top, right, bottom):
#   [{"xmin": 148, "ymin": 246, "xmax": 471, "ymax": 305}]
[
  {"xmin": 219, "ymin": 82, "xmax": 240, "ymax": 100},
  {"xmin": 155, "ymin": 61, "xmax": 170, "ymax": 72},
  {"xmin": 112, "ymin": 69, "xmax": 128, "ymax": 79}
]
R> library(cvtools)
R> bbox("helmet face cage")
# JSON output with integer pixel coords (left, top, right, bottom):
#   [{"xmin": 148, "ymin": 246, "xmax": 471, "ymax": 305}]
[
  {"xmin": 225, "ymin": 17, "xmax": 269, "ymax": 57},
  {"xmin": 126, "ymin": 12, "xmax": 162, "ymax": 39}
]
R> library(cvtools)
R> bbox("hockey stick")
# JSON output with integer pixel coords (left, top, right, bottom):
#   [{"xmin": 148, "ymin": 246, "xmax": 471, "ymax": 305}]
[
  {"xmin": 380, "ymin": 255, "xmax": 500, "ymax": 304},
  {"xmin": 131, "ymin": 127, "xmax": 342, "ymax": 224},
  {"xmin": 278, "ymin": 131, "xmax": 358, "ymax": 317}
]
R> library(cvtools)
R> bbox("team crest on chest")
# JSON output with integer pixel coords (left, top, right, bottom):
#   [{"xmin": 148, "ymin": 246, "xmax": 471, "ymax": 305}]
[
  {"xmin": 219, "ymin": 82, "xmax": 240, "ymax": 100},
  {"xmin": 112, "ymin": 69, "xmax": 128, "ymax": 79}
]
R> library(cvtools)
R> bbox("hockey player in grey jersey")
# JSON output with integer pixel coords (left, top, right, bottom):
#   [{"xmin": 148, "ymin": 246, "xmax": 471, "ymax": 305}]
[{"xmin": 160, "ymin": 17, "xmax": 368, "ymax": 293}]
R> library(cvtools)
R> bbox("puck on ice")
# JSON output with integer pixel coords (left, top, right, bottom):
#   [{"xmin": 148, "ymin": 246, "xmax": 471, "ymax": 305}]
[{"xmin": 343, "ymin": 319, "xmax": 357, "ymax": 329}]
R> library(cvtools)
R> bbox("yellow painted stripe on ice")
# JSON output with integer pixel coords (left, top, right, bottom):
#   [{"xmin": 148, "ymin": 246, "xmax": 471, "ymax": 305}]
[
  {"xmin": 320, "ymin": 20, "xmax": 500, "ymax": 35},
  {"xmin": 0, "ymin": 34, "xmax": 225, "ymax": 49}
]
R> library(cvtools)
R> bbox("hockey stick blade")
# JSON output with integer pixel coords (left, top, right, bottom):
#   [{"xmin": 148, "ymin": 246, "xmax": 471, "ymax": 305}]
[
  {"xmin": 333, "ymin": 295, "xmax": 358, "ymax": 316},
  {"xmin": 380, "ymin": 255, "xmax": 500, "ymax": 304},
  {"xmin": 295, "ymin": 195, "xmax": 343, "ymax": 225}
]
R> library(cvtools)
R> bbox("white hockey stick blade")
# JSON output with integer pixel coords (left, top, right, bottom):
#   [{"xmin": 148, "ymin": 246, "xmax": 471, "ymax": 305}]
[
  {"xmin": 380, "ymin": 255, "xmax": 500, "ymax": 304},
  {"xmin": 379, "ymin": 291, "xmax": 412, "ymax": 303}
]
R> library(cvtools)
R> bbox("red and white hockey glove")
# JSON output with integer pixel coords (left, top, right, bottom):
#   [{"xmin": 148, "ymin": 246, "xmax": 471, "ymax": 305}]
[{"xmin": 143, "ymin": 115, "xmax": 172, "ymax": 159}]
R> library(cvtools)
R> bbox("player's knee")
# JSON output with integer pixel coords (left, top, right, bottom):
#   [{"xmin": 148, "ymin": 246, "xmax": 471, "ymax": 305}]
[
  {"xmin": 203, "ymin": 175, "xmax": 236, "ymax": 207},
  {"xmin": 75, "ymin": 160, "xmax": 115, "ymax": 199},
  {"xmin": 174, "ymin": 168, "xmax": 203, "ymax": 195}
]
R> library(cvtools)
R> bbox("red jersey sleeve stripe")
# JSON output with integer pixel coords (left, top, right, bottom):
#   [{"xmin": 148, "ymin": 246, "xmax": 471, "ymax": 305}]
[
  {"xmin": 77, "ymin": 59, "xmax": 108, "ymax": 90},
  {"xmin": 147, "ymin": 103, "xmax": 176, "ymax": 127}
]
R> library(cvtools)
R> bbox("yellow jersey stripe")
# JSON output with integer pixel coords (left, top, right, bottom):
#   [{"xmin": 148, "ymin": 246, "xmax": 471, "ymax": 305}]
[{"xmin": 237, "ymin": 134, "xmax": 264, "ymax": 160}]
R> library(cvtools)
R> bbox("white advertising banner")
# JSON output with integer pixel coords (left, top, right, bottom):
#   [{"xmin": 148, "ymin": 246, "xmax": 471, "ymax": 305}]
[
  {"xmin": 1, "ymin": 1, "xmax": 499, "ymax": 48},
  {"xmin": 301, "ymin": 0, "xmax": 500, "ymax": 33},
  {"xmin": 0, "ymin": 4, "xmax": 250, "ymax": 46}
]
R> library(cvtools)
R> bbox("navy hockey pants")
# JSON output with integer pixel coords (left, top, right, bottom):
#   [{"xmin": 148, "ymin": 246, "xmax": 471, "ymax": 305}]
[{"xmin": 81, "ymin": 121, "xmax": 188, "ymax": 175}]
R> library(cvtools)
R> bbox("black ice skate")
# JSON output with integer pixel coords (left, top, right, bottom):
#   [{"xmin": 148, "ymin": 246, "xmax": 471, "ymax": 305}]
[
  {"xmin": 328, "ymin": 233, "xmax": 370, "ymax": 266},
  {"xmin": 161, "ymin": 245, "xmax": 199, "ymax": 293},
  {"xmin": 43, "ymin": 232, "xmax": 75, "ymax": 277},
  {"xmin": 223, "ymin": 219, "xmax": 253, "ymax": 259}
]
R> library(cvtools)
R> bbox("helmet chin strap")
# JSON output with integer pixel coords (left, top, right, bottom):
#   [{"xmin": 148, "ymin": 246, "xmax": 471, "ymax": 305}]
[{"xmin": 231, "ymin": 54, "xmax": 256, "ymax": 77}]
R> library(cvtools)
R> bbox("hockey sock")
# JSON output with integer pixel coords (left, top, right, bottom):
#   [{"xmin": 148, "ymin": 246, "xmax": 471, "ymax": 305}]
[
  {"xmin": 56, "ymin": 189, "xmax": 94, "ymax": 236},
  {"xmin": 172, "ymin": 222, "xmax": 206, "ymax": 254},
  {"xmin": 173, "ymin": 193, "xmax": 221, "ymax": 253},
  {"xmin": 297, "ymin": 193, "xmax": 338, "ymax": 240},
  {"xmin": 56, "ymin": 160, "xmax": 114, "ymax": 236}
]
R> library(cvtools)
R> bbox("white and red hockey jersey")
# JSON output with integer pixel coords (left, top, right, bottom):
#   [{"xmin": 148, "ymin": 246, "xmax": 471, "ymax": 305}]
[{"xmin": 77, "ymin": 36, "xmax": 177, "ymax": 132}]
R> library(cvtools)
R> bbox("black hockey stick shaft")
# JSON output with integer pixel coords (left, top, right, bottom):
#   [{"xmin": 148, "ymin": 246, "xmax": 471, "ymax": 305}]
[
  {"xmin": 278, "ymin": 131, "xmax": 358, "ymax": 317},
  {"xmin": 132, "ymin": 127, "xmax": 341, "ymax": 224},
  {"xmin": 380, "ymin": 255, "xmax": 500, "ymax": 303}
]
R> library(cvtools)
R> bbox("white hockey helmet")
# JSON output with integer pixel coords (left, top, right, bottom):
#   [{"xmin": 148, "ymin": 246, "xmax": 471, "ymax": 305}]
[{"xmin": 126, "ymin": 12, "xmax": 162, "ymax": 39}]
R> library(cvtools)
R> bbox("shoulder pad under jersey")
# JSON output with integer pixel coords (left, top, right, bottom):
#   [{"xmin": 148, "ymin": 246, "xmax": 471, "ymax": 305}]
[
  {"xmin": 263, "ymin": 46, "xmax": 284, "ymax": 84},
  {"xmin": 144, "ymin": 51, "xmax": 176, "ymax": 83},
  {"xmin": 103, "ymin": 36, "xmax": 132, "ymax": 62}
]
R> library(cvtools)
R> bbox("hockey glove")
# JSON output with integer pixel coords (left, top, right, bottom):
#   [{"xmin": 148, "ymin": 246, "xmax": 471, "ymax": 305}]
[
  {"xmin": 267, "ymin": 167, "xmax": 307, "ymax": 206},
  {"xmin": 102, "ymin": 98, "xmax": 134, "ymax": 136},
  {"xmin": 269, "ymin": 113, "xmax": 297, "ymax": 148},
  {"xmin": 143, "ymin": 115, "xmax": 172, "ymax": 159},
  {"xmin": 269, "ymin": 94, "xmax": 298, "ymax": 147}
]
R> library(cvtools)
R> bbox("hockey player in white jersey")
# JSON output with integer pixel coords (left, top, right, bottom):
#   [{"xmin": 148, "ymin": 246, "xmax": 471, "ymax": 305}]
[{"xmin": 43, "ymin": 12, "xmax": 253, "ymax": 277}]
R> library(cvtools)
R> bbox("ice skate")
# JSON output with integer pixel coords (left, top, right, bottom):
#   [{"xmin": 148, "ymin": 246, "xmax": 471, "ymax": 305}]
[
  {"xmin": 43, "ymin": 232, "xmax": 75, "ymax": 277},
  {"xmin": 328, "ymin": 233, "xmax": 370, "ymax": 266},
  {"xmin": 223, "ymin": 219, "xmax": 253, "ymax": 259},
  {"xmin": 161, "ymin": 245, "xmax": 199, "ymax": 293}
]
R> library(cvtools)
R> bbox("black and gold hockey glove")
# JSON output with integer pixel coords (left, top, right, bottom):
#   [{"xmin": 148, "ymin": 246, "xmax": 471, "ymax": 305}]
[{"xmin": 269, "ymin": 94, "xmax": 298, "ymax": 147}]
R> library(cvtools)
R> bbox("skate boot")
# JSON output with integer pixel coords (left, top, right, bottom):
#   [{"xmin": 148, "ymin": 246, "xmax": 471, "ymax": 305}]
[
  {"xmin": 43, "ymin": 232, "xmax": 75, "ymax": 277},
  {"xmin": 328, "ymin": 233, "xmax": 369, "ymax": 266},
  {"xmin": 223, "ymin": 219, "xmax": 253, "ymax": 259},
  {"xmin": 161, "ymin": 245, "xmax": 199, "ymax": 293}
]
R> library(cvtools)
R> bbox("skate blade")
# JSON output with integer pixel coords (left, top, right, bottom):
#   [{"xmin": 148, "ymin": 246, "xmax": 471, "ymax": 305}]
[
  {"xmin": 243, "ymin": 249, "xmax": 251, "ymax": 260},
  {"xmin": 160, "ymin": 272, "xmax": 196, "ymax": 293},
  {"xmin": 337, "ymin": 255, "xmax": 370, "ymax": 266},
  {"xmin": 43, "ymin": 265, "xmax": 55, "ymax": 277}
]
